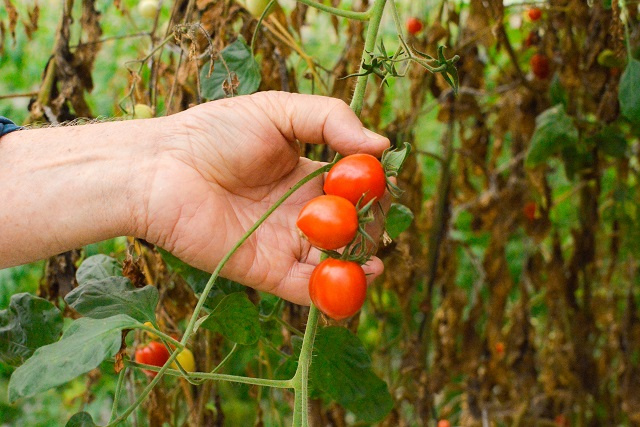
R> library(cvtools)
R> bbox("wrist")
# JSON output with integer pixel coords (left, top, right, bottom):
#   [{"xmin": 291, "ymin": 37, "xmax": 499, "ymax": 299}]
[{"xmin": 0, "ymin": 118, "xmax": 174, "ymax": 268}]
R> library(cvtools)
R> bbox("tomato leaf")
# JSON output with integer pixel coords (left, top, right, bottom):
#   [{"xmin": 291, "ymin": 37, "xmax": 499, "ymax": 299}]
[
  {"xmin": 65, "ymin": 412, "xmax": 97, "ymax": 427},
  {"xmin": 549, "ymin": 73, "xmax": 568, "ymax": 107},
  {"xmin": 64, "ymin": 277, "xmax": 158, "ymax": 324},
  {"xmin": 199, "ymin": 293, "xmax": 261, "ymax": 345},
  {"xmin": 591, "ymin": 126, "xmax": 627, "ymax": 158},
  {"xmin": 76, "ymin": 254, "xmax": 121, "ymax": 285},
  {"xmin": 310, "ymin": 326, "xmax": 393, "ymax": 423},
  {"xmin": 8, "ymin": 315, "xmax": 139, "ymax": 402},
  {"xmin": 619, "ymin": 59, "xmax": 640, "ymax": 124},
  {"xmin": 526, "ymin": 105, "xmax": 578, "ymax": 166},
  {"xmin": 200, "ymin": 36, "xmax": 261, "ymax": 100},
  {"xmin": 159, "ymin": 248, "xmax": 243, "ymax": 310},
  {"xmin": 385, "ymin": 203, "xmax": 414, "ymax": 239},
  {"xmin": 382, "ymin": 141, "xmax": 411, "ymax": 177},
  {"xmin": 0, "ymin": 293, "xmax": 63, "ymax": 366}
]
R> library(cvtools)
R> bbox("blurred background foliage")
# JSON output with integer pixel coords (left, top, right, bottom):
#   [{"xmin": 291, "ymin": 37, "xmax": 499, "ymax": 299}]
[{"xmin": 1, "ymin": 0, "xmax": 640, "ymax": 425}]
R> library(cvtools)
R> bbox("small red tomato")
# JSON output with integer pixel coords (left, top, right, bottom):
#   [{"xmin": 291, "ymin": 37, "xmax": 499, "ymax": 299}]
[
  {"xmin": 135, "ymin": 341, "xmax": 171, "ymax": 377},
  {"xmin": 530, "ymin": 53, "xmax": 550, "ymax": 79},
  {"xmin": 437, "ymin": 420, "xmax": 451, "ymax": 427},
  {"xmin": 523, "ymin": 202, "xmax": 537, "ymax": 222},
  {"xmin": 495, "ymin": 341, "xmax": 505, "ymax": 355},
  {"xmin": 406, "ymin": 17, "xmax": 423, "ymax": 35},
  {"xmin": 524, "ymin": 31, "xmax": 539, "ymax": 48},
  {"xmin": 309, "ymin": 258, "xmax": 367, "ymax": 320},
  {"xmin": 324, "ymin": 154, "xmax": 386, "ymax": 206},
  {"xmin": 528, "ymin": 7, "xmax": 542, "ymax": 21},
  {"xmin": 296, "ymin": 195, "xmax": 358, "ymax": 250},
  {"xmin": 554, "ymin": 414, "xmax": 568, "ymax": 426}
]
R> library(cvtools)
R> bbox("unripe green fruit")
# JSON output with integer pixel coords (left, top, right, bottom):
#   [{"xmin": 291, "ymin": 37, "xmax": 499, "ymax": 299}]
[
  {"xmin": 244, "ymin": 0, "xmax": 273, "ymax": 18},
  {"xmin": 138, "ymin": 0, "xmax": 159, "ymax": 19},
  {"xmin": 597, "ymin": 49, "xmax": 625, "ymax": 68},
  {"xmin": 133, "ymin": 104, "xmax": 154, "ymax": 119}
]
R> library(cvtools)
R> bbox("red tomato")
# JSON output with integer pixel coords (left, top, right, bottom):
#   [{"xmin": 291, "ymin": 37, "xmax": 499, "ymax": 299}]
[
  {"xmin": 324, "ymin": 154, "xmax": 386, "ymax": 206},
  {"xmin": 528, "ymin": 7, "xmax": 542, "ymax": 21},
  {"xmin": 523, "ymin": 202, "xmax": 537, "ymax": 222},
  {"xmin": 530, "ymin": 53, "xmax": 550, "ymax": 79},
  {"xmin": 437, "ymin": 420, "xmax": 451, "ymax": 427},
  {"xmin": 135, "ymin": 341, "xmax": 171, "ymax": 377},
  {"xmin": 554, "ymin": 414, "xmax": 569, "ymax": 426},
  {"xmin": 406, "ymin": 17, "xmax": 423, "ymax": 35},
  {"xmin": 309, "ymin": 259, "xmax": 367, "ymax": 320},
  {"xmin": 524, "ymin": 31, "xmax": 539, "ymax": 48},
  {"xmin": 495, "ymin": 341, "xmax": 505, "ymax": 355},
  {"xmin": 296, "ymin": 196, "xmax": 359, "ymax": 250}
]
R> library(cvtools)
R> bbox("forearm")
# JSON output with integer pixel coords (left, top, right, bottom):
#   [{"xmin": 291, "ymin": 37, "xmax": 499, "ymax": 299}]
[{"xmin": 0, "ymin": 118, "xmax": 167, "ymax": 268}]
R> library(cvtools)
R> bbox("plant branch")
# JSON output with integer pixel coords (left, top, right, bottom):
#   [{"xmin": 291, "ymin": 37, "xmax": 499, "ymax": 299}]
[{"xmin": 294, "ymin": 0, "xmax": 370, "ymax": 21}]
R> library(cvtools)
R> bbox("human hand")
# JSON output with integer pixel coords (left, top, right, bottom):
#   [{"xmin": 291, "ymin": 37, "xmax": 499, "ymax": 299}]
[{"xmin": 140, "ymin": 92, "xmax": 390, "ymax": 305}]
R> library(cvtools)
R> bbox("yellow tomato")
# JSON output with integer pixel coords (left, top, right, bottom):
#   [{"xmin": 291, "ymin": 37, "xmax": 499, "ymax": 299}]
[
  {"xmin": 138, "ymin": 0, "xmax": 159, "ymax": 19},
  {"xmin": 133, "ymin": 104, "xmax": 154, "ymax": 119},
  {"xmin": 244, "ymin": 0, "xmax": 274, "ymax": 18},
  {"xmin": 171, "ymin": 348, "xmax": 196, "ymax": 373}
]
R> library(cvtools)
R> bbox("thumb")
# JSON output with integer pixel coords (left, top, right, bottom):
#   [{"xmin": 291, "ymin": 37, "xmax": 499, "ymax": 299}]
[{"xmin": 255, "ymin": 91, "xmax": 390, "ymax": 157}]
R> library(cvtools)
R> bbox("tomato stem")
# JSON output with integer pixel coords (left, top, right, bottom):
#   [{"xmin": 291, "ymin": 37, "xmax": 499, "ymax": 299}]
[{"xmin": 294, "ymin": 0, "xmax": 371, "ymax": 21}]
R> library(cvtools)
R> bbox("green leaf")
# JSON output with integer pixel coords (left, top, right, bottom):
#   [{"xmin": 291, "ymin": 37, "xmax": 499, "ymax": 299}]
[
  {"xmin": 310, "ymin": 327, "xmax": 393, "ymax": 423},
  {"xmin": 385, "ymin": 203, "xmax": 414, "ymax": 239},
  {"xmin": 381, "ymin": 142, "xmax": 411, "ymax": 177},
  {"xmin": 65, "ymin": 412, "xmax": 97, "ymax": 427},
  {"xmin": 9, "ymin": 314, "xmax": 139, "ymax": 402},
  {"xmin": 76, "ymin": 254, "xmax": 122, "ymax": 285},
  {"xmin": 549, "ymin": 73, "xmax": 568, "ymax": 107},
  {"xmin": 526, "ymin": 105, "xmax": 579, "ymax": 166},
  {"xmin": 199, "ymin": 293, "xmax": 261, "ymax": 345},
  {"xmin": 591, "ymin": 126, "xmax": 627, "ymax": 158},
  {"xmin": 200, "ymin": 36, "xmax": 261, "ymax": 100},
  {"xmin": 158, "ymin": 248, "xmax": 243, "ymax": 310},
  {"xmin": 64, "ymin": 277, "xmax": 158, "ymax": 323},
  {"xmin": 619, "ymin": 59, "xmax": 640, "ymax": 124},
  {"xmin": 0, "ymin": 293, "xmax": 63, "ymax": 366}
]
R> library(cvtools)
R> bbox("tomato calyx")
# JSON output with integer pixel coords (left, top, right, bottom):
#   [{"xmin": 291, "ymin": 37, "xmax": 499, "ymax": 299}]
[{"xmin": 380, "ymin": 142, "xmax": 411, "ymax": 197}]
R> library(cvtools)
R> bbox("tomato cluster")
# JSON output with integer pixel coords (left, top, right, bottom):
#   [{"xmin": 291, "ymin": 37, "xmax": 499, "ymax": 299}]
[{"xmin": 296, "ymin": 154, "xmax": 387, "ymax": 320}]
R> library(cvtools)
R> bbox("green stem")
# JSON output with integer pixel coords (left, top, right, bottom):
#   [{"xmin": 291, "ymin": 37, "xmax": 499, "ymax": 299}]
[
  {"xmin": 137, "ymin": 324, "xmax": 184, "ymax": 350},
  {"xmin": 295, "ymin": 0, "xmax": 371, "ymax": 21},
  {"xmin": 251, "ymin": 0, "xmax": 277, "ymax": 56},
  {"xmin": 124, "ymin": 360, "xmax": 292, "ymax": 388},
  {"xmin": 180, "ymin": 164, "xmax": 331, "ymax": 349},
  {"xmin": 109, "ymin": 368, "xmax": 126, "ymax": 421},
  {"xmin": 291, "ymin": 304, "xmax": 320, "ymax": 427},
  {"xmin": 349, "ymin": 0, "xmax": 388, "ymax": 117},
  {"xmin": 192, "ymin": 343, "xmax": 239, "ymax": 384}
]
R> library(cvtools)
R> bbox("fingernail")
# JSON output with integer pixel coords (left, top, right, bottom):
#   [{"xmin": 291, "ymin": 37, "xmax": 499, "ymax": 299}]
[{"xmin": 362, "ymin": 127, "xmax": 385, "ymax": 141}]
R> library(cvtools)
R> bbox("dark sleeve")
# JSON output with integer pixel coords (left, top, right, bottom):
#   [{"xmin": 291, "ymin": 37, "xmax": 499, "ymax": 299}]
[{"xmin": 0, "ymin": 116, "xmax": 23, "ymax": 137}]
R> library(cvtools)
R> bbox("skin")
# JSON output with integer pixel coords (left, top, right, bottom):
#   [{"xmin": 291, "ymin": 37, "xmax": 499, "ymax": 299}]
[{"xmin": 0, "ymin": 91, "xmax": 389, "ymax": 305}]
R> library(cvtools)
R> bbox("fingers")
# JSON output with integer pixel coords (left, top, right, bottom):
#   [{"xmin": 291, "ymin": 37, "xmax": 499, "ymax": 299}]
[{"xmin": 254, "ymin": 92, "xmax": 390, "ymax": 157}]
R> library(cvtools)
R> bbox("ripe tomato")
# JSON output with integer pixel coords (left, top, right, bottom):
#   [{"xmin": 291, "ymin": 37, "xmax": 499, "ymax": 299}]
[
  {"xmin": 528, "ymin": 7, "xmax": 542, "ymax": 21},
  {"xmin": 324, "ymin": 154, "xmax": 386, "ymax": 206},
  {"xmin": 437, "ymin": 420, "xmax": 451, "ymax": 427},
  {"xmin": 495, "ymin": 341, "xmax": 505, "ymax": 355},
  {"xmin": 135, "ymin": 341, "xmax": 170, "ymax": 377},
  {"xmin": 523, "ymin": 201, "xmax": 537, "ymax": 222},
  {"xmin": 296, "ymin": 195, "xmax": 358, "ymax": 250},
  {"xmin": 309, "ymin": 259, "xmax": 367, "ymax": 320},
  {"xmin": 171, "ymin": 348, "xmax": 196, "ymax": 373},
  {"xmin": 530, "ymin": 53, "xmax": 550, "ymax": 79},
  {"xmin": 406, "ymin": 17, "xmax": 423, "ymax": 35},
  {"xmin": 554, "ymin": 414, "xmax": 569, "ymax": 426},
  {"xmin": 524, "ymin": 31, "xmax": 539, "ymax": 48}
]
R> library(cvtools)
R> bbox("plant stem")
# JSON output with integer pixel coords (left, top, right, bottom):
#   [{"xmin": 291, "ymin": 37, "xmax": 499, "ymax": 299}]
[
  {"xmin": 295, "ymin": 0, "xmax": 371, "ymax": 21},
  {"xmin": 180, "ymin": 164, "xmax": 331, "ymax": 348},
  {"xmin": 109, "ymin": 368, "xmax": 127, "ymax": 421},
  {"xmin": 291, "ymin": 304, "xmax": 320, "ymax": 427},
  {"xmin": 349, "ymin": 0, "xmax": 388, "ymax": 117},
  {"xmin": 124, "ymin": 361, "xmax": 292, "ymax": 388}
]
